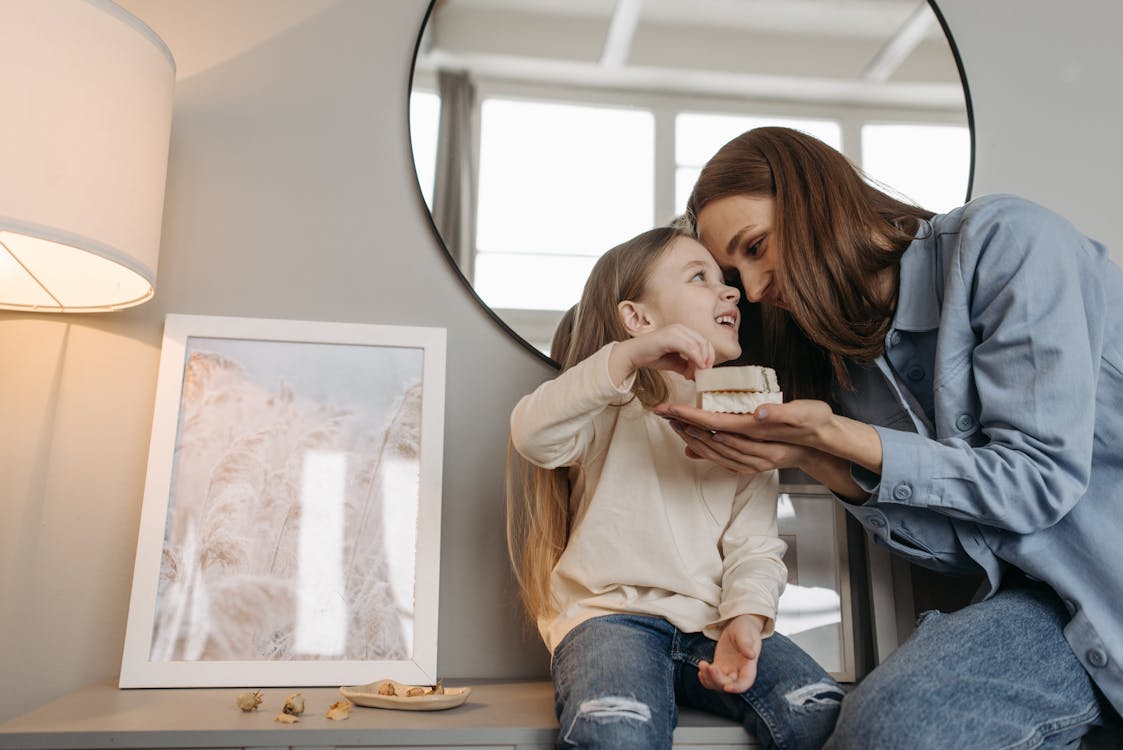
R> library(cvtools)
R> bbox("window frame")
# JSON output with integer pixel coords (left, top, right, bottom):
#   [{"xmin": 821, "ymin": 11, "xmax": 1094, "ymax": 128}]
[{"xmin": 411, "ymin": 71, "xmax": 970, "ymax": 353}]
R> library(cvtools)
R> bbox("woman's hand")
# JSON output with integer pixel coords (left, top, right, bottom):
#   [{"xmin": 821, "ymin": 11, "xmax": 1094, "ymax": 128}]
[
  {"xmin": 698, "ymin": 614, "xmax": 764, "ymax": 693},
  {"xmin": 655, "ymin": 400, "xmax": 883, "ymax": 498},
  {"xmin": 609, "ymin": 324, "xmax": 715, "ymax": 385}
]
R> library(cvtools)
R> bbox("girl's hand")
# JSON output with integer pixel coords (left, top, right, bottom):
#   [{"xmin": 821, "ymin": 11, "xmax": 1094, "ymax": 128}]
[
  {"xmin": 698, "ymin": 614, "xmax": 764, "ymax": 693},
  {"xmin": 610, "ymin": 324, "xmax": 715, "ymax": 385}
]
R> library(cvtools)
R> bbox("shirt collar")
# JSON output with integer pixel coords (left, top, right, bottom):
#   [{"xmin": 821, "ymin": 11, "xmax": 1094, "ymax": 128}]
[{"xmin": 890, "ymin": 219, "xmax": 943, "ymax": 333}]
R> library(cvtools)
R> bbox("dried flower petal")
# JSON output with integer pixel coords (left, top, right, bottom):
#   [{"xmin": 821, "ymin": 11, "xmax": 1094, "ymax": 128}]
[
  {"xmin": 235, "ymin": 689, "xmax": 264, "ymax": 712},
  {"xmin": 274, "ymin": 712, "xmax": 299, "ymax": 724},
  {"xmin": 326, "ymin": 699, "xmax": 352, "ymax": 720},
  {"xmin": 282, "ymin": 692, "xmax": 305, "ymax": 715}
]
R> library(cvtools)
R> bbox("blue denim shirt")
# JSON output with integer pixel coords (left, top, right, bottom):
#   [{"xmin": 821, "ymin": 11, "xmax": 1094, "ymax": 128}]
[{"xmin": 833, "ymin": 194, "xmax": 1123, "ymax": 715}]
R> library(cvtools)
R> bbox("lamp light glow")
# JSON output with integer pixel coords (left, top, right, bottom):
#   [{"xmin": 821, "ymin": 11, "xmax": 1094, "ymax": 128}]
[{"xmin": 0, "ymin": 0, "xmax": 176, "ymax": 312}]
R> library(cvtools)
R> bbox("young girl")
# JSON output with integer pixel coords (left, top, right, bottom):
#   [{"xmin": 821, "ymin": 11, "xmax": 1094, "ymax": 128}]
[{"xmin": 506, "ymin": 226, "xmax": 842, "ymax": 750}]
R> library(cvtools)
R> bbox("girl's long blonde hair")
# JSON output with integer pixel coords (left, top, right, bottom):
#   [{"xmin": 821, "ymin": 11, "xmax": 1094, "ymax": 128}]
[{"xmin": 505, "ymin": 226, "xmax": 689, "ymax": 622}]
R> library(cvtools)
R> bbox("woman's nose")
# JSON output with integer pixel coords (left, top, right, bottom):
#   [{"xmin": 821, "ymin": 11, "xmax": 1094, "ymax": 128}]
[{"xmin": 741, "ymin": 274, "xmax": 768, "ymax": 303}]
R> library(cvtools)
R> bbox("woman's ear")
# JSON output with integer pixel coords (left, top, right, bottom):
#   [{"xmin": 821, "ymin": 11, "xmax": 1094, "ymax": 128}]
[{"xmin": 618, "ymin": 299, "xmax": 655, "ymax": 337}]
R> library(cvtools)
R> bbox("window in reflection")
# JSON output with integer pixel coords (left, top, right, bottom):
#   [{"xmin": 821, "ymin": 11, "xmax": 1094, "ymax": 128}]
[
  {"xmin": 675, "ymin": 113, "xmax": 843, "ymax": 215},
  {"xmin": 474, "ymin": 98, "xmax": 654, "ymax": 311},
  {"xmin": 410, "ymin": 91, "xmax": 441, "ymax": 208},
  {"xmin": 412, "ymin": 89, "xmax": 969, "ymax": 354},
  {"xmin": 861, "ymin": 122, "xmax": 971, "ymax": 213}
]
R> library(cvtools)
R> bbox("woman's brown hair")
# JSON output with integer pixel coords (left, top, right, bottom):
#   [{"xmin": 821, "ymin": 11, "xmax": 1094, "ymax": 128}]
[
  {"xmin": 686, "ymin": 126, "xmax": 934, "ymax": 400},
  {"xmin": 506, "ymin": 226, "xmax": 689, "ymax": 622}
]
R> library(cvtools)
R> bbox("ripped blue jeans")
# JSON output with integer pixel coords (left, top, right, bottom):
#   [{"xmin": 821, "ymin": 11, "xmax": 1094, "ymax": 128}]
[{"xmin": 551, "ymin": 614, "xmax": 842, "ymax": 749}]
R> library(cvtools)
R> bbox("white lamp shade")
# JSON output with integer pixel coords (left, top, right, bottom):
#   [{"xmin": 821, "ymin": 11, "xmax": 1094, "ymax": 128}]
[{"xmin": 0, "ymin": 0, "xmax": 175, "ymax": 312}]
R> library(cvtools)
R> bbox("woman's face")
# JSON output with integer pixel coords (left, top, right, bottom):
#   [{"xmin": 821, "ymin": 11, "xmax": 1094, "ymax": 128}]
[{"xmin": 694, "ymin": 195, "xmax": 786, "ymax": 310}]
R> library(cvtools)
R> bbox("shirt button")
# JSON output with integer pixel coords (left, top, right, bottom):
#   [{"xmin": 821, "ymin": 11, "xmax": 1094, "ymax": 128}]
[
  {"xmin": 955, "ymin": 414, "xmax": 975, "ymax": 431},
  {"xmin": 889, "ymin": 331, "xmax": 902, "ymax": 347},
  {"xmin": 1088, "ymin": 648, "xmax": 1109, "ymax": 668},
  {"xmin": 892, "ymin": 483, "xmax": 913, "ymax": 501},
  {"xmin": 907, "ymin": 366, "xmax": 925, "ymax": 382},
  {"xmin": 869, "ymin": 515, "xmax": 887, "ymax": 528}
]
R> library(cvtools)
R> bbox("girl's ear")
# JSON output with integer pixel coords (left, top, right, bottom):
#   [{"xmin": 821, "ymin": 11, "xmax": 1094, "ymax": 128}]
[{"xmin": 618, "ymin": 299, "xmax": 655, "ymax": 337}]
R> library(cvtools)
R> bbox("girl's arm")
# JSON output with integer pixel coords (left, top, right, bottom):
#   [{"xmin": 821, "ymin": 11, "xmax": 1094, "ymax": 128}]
[
  {"xmin": 510, "ymin": 343, "xmax": 634, "ymax": 469},
  {"xmin": 513, "ymin": 325, "xmax": 722, "ymax": 468},
  {"xmin": 710, "ymin": 469, "xmax": 787, "ymax": 637},
  {"xmin": 700, "ymin": 469, "xmax": 786, "ymax": 691}
]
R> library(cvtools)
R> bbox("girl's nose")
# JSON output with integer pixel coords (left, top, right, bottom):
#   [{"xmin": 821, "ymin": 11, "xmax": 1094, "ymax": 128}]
[{"xmin": 721, "ymin": 283, "xmax": 741, "ymax": 303}]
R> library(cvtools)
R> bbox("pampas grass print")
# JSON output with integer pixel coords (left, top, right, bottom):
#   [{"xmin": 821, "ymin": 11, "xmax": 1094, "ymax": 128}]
[{"xmin": 151, "ymin": 348, "xmax": 421, "ymax": 662}]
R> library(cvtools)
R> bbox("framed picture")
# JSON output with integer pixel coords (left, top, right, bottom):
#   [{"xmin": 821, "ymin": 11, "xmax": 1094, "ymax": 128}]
[
  {"xmin": 774, "ymin": 483, "xmax": 856, "ymax": 682},
  {"xmin": 120, "ymin": 315, "xmax": 447, "ymax": 688}
]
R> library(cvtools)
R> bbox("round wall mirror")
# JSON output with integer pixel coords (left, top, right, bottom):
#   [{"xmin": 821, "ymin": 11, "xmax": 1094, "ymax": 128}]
[{"xmin": 409, "ymin": 0, "xmax": 973, "ymax": 363}]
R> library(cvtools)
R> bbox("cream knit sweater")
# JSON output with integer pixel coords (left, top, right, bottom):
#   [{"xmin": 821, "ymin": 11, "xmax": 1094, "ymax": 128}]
[{"xmin": 510, "ymin": 343, "xmax": 787, "ymax": 653}]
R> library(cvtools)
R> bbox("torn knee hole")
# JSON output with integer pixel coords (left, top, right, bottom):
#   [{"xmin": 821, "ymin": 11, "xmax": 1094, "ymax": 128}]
[
  {"xmin": 576, "ymin": 696, "xmax": 653, "ymax": 723},
  {"xmin": 784, "ymin": 680, "xmax": 845, "ymax": 708}
]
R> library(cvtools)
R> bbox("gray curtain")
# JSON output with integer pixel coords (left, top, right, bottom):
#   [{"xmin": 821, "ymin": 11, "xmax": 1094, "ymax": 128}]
[{"xmin": 432, "ymin": 69, "xmax": 479, "ymax": 283}]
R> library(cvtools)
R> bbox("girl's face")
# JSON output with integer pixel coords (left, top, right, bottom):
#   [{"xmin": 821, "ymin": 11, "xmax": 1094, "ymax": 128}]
[
  {"xmin": 633, "ymin": 236, "xmax": 742, "ymax": 363},
  {"xmin": 694, "ymin": 194, "xmax": 786, "ymax": 310}
]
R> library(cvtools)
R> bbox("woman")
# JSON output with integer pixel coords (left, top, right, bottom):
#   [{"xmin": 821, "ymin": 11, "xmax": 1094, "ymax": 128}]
[{"xmin": 658, "ymin": 126, "xmax": 1123, "ymax": 748}]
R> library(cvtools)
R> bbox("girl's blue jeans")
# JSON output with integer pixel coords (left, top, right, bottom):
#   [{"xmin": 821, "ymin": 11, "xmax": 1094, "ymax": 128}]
[
  {"xmin": 550, "ymin": 613, "xmax": 843, "ymax": 749},
  {"xmin": 826, "ymin": 581, "xmax": 1121, "ymax": 750}
]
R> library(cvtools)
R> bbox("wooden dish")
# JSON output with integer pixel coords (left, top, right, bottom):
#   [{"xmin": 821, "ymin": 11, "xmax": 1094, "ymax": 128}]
[{"xmin": 339, "ymin": 680, "xmax": 471, "ymax": 711}]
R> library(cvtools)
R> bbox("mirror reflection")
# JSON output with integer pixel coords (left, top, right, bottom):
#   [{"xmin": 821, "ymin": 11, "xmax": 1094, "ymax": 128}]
[{"xmin": 410, "ymin": 0, "xmax": 971, "ymax": 357}]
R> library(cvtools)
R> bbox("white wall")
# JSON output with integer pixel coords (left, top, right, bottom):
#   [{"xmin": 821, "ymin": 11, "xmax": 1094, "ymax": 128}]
[
  {"xmin": 940, "ymin": 1, "xmax": 1123, "ymax": 252},
  {"xmin": 1, "ymin": 0, "xmax": 1120, "ymax": 724}
]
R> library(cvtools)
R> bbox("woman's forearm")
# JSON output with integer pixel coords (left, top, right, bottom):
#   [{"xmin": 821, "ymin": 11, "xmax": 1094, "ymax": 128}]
[
  {"xmin": 793, "ymin": 415, "xmax": 883, "ymax": 501},
  {"xmin": 815, "ymin": 414, "xmax": 883, "ymax": 476},
  {"xmin": 797, "ymin": 450, "xmax": 869, "ymax": 502}
]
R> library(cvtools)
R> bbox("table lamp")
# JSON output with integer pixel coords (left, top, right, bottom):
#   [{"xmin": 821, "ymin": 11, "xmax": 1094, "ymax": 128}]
[{"xmin": 0, "ymin": 0, "xmax": 176, "ymax": 312}]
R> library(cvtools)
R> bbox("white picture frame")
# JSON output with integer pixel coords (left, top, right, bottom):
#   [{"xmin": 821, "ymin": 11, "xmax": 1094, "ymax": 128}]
[
  {"xmin": 120, "ymin": 315, "xmax": 447, "ymax": 688},
  {"xmin": 774, "ymin": 483, "xmax": 856, "ymax": 682}
]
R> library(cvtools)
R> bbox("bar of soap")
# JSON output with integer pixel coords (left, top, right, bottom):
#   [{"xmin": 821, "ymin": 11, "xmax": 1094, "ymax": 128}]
[{"xmin": 695, "ymin": 365, "xmax": 782, "ymax": 413}]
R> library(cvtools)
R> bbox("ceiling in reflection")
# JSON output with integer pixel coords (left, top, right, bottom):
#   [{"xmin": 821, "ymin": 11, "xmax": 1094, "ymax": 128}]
[{"xmin": 419, "ymin": 0, "xmax": 962, "ymax": 108}]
